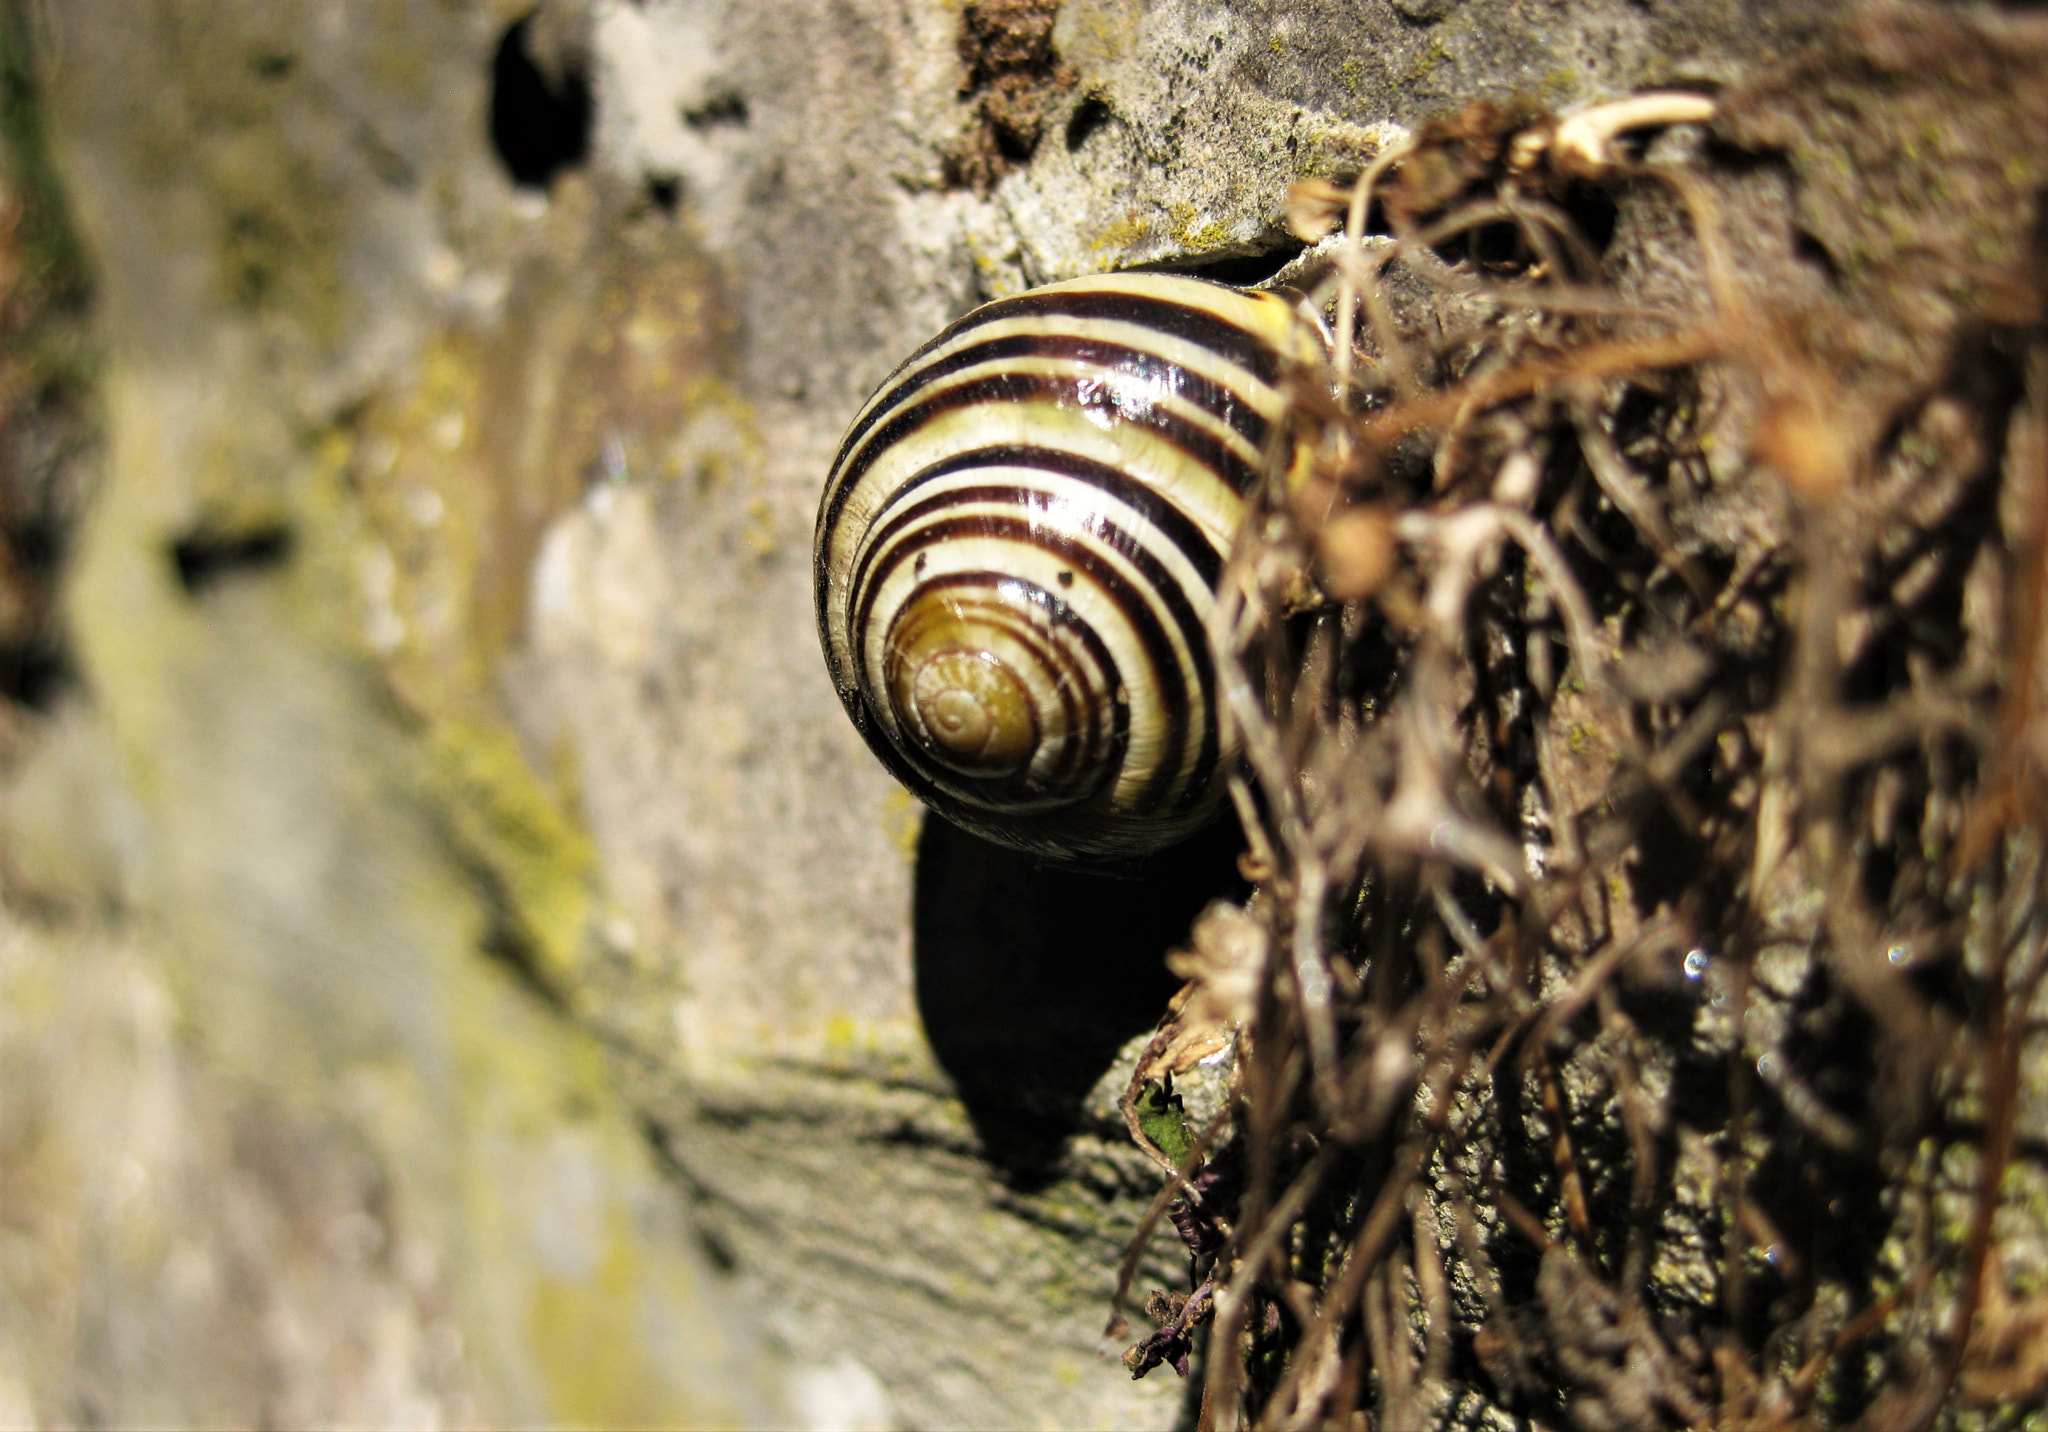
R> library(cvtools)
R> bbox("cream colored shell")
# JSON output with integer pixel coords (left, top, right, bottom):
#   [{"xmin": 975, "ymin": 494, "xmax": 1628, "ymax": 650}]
[{"xmin": 815, "ymin": 271, "xmax": 1324, "ymax": 860}]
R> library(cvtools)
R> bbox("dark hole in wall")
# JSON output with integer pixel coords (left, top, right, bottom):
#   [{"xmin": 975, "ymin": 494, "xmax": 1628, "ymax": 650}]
[
  {"xmin": 247, "ymin": 49, "xmax": 297, "ymax": 80},
  {"xmin": 169, "ymin": 524, "xmax": 294, "ymax": 595},
  {"xmin": 1551, "ymin": 182, "xmax": 1619, "ymax": 263},
  {"xmin": 0, "ymin": 513, "xmax": 72, "ymax": 710},
  {"xmin": 643, "ymin": 173, "xmax": 681, "ymax": 216},
  {"xmin": 1430, "ymin": 182, "xmax": 1616, "ymax": 277},
  {"xmin": 682, "ymin": 92, "xmax": 749, "ymax": 131},
  {"xmin": 1623, "ymin": 802, "xmax": 1707, "ymax": 918},
  {"xmin": 1794, "ymin": 226, "xmax": 1842, "ymax": 287},
  {"xmin": 0, "ymin": 635, "xmax": 66, "ymax": 711},
  {"xmin": 488, "ymin": 14, "xmax": 592, "ymax": 190},
  {"xmin": 1064, "ymin": 93, "xmax": 1112, "ymax": 152},
  {"xmin": 944, "ymin": 0, "xmax": 1075, "ymax": 193},
  {"xmin": 913, "ymin": 812, "xmax": 1248, "ymax": 1188},
  {"xmin": 1444, "ymin": 863, "xmax": 1504, "ymax": 939},
  {"xmin": 993, "ymin": 113, "xmax": 1039, "ymax": 163},
  {"xmin": 1448, "ymin": 220, "xmax": 1526, "ymax": 272}
]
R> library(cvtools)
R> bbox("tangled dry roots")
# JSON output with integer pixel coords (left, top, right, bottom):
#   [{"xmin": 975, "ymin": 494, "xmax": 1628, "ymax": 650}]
[{"xmin": 1112, "ymin": 13, "xmax": 2048, "ymax": 1430}]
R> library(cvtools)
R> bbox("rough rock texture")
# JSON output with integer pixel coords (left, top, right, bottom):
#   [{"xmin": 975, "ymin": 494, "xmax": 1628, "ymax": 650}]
[
  {"xmin": 0, "ymin": 1, "xmax": 1946, "ymax": 1427},
  {"xmin": 545, "ymin": 4, "xmax": 1836, "ymax": 1424}
]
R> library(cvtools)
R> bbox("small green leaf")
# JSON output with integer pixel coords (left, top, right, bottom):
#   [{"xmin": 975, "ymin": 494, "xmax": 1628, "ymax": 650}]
[{"xmin": 1133, "ymin": 1080, "xmax": 1197, "ymax": 1167}]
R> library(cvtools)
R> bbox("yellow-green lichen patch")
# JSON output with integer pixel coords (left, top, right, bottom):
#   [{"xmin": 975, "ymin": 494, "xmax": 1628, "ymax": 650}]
[
  {"xmin": 449, "ymin": 935, "xmax": 747, "ymax": 1429},
  {"xmin": 1537, "ymin": 67, "xmax": 1580, "ymax": 107},
  {"xmin": 1165, "ymin": 202, "xmax": 1231, "ymax": 252},
  {"xmin": 1088, "ymin": 210, "xmax": 1151, "ymax": 261},
  {"xmin": 331, "ymin": 201, "xmax": 749, "ymax": 994},
  {"xmin": 883, "ymin": 787, "xmax": 923, "ymax": 865},
  {"xmin": 523, "ymin": 1200, "xmax": 705, "ymax": 1427},
  {"xmin": 427, "ymin": 715, "xmax": 598, "ymax": 995},
  {"xmin": 1399, "ymin": 35, "xmax": 1452, "ymax": 91}
]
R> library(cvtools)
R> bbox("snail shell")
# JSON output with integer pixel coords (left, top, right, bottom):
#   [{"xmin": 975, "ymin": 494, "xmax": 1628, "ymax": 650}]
[{"xmin": 815, "ymin": 271, "xmax": 1325, "ymax": 860}]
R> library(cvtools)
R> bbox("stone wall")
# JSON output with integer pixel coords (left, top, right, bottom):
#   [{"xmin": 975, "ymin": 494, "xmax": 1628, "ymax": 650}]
[{"xmin": 0, "ymin": 2, "xmax": 1924, "ymax": 1427}]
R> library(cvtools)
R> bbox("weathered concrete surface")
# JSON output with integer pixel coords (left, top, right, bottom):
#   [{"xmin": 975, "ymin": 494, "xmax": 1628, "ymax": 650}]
[
  {"xmin": 0, "ymin": 768, "xmax": 753, "ymax": 1429},
  {"xmin": 0, "ymin": 0, "xmax": 1848, "ymax": 1427},
  {"xmin": 542, "ymin": 3, "xmax": 1835, "ymax": 1425},
  {"xmin": 15, "ymin": 2, "xmax": 766, "ymax": 1426}
]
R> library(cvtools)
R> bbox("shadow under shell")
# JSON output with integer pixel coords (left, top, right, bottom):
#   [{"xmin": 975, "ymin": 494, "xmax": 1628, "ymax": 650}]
[{"xmin": 911, "ymin": 809, "xmax": 1247, "ymax": 1187}]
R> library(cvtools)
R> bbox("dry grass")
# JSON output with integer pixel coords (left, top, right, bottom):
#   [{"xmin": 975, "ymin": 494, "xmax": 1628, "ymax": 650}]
[{"xmin": 1115, "ymin": 63, "xmax": 2048, "ymax": 1432}]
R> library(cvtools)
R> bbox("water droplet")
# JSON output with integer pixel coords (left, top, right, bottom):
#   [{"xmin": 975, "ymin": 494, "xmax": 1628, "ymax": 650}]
[
  {"xmin": 1886, "ymin": 944, "xmax": 1909, "ymax": 965},
  {"xmin": 1683, "ymin": 948, "xmax": 1710, "ymax": 980}
]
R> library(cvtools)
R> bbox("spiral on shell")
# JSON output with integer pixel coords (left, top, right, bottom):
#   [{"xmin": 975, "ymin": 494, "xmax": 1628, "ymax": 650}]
[{"xmin": 815, "ymin": 271, "xmax": 1326, "ymax": 860}]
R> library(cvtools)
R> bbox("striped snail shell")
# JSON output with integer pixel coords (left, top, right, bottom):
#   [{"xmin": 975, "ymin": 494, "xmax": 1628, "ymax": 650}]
[{"xmin": 815, "ymin": 271, "xmax": 1327, "ymax": 860}]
